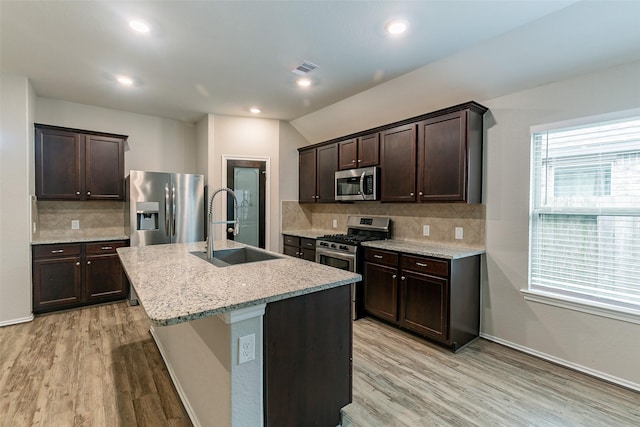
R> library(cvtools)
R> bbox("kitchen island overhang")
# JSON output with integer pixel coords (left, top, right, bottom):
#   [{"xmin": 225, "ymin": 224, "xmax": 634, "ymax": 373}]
[{"xmin": 117, "ymin": 240, "xmax": 360, "ymax": 427}]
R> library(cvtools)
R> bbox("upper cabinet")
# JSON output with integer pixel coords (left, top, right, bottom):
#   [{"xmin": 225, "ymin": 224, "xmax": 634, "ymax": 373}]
[
  {"xmin": 380, "ymin": 124, "xmax": 417, "ymax": 202},
  {"xmin": 299, "ymin": 143, "xmax": 337, "ymax": 203},
  {"xmin": 416, "ymin": 108, "xmax": 484, "ymax": 203},
  {"xmin": 35, "ymin": 124, "xmax": 126, "ymax": 201},
  {"xmin": 337, "ymin": 133, "xmax": 379, "ymax": 170}
]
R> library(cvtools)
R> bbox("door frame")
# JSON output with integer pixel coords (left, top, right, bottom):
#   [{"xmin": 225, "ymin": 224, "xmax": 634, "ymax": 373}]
[{"xmin": 222, "ymin": 155, "xmax": 271, "ymax": 250}]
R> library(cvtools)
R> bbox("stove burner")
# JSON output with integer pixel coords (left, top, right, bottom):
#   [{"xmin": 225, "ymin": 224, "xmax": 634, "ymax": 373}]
[{"xmin": 318, "ymin": 234, "xmax": 384, "ymax": 245}]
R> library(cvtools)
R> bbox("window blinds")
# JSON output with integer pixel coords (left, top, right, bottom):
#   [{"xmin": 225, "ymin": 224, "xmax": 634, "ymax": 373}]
[{"xmin": 529, "ymin": 116, "xmax": 640, "ymax": 311}]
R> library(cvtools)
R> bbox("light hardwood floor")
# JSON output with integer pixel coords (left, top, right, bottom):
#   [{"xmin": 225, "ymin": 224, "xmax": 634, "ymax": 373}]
[{"xmin": 1, "ymin": 302, "xmax": 639, "ymax": 426}]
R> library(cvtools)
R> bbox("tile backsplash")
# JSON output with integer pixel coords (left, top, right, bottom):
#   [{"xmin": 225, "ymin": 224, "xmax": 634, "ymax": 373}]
[
  {"xmin": 35, "ymin": 201, "xmax": 126, "ymax": 241},
  {"xmin": 282, "ymin": 201, "xmax": 485, "ymax": 246}
]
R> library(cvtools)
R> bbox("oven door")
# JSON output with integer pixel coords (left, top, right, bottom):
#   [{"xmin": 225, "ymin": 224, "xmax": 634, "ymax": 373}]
[{"xmin": 315, "ymin": 248, "xmax": 356, "ymax": 272}]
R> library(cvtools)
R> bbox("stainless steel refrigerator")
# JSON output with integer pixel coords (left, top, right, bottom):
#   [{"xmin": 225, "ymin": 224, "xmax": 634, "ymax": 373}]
[{"xmin": 125, "ymin": 170, "xmax": 205, "ymax": 304}]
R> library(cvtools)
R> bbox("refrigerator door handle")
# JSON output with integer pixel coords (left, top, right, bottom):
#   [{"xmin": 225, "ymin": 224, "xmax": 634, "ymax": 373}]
[
  {"xmin": 164, "ymin": 183, "xmax": 170, "ymax": 236},
  {"xmin": 172, "ymin": 184, "xmax": 176, "ymax": 237}
]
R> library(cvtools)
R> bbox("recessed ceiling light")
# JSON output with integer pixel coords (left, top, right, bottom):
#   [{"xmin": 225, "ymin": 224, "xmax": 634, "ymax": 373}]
[
  {"xmin": 250, "ymin": 107, "xmax": 261, "ymax": 114},
  {"xmin": 296, "ymin": 78, "xmax": 311, "ymax": 88},
  {"xmin": 385, "ymin": 20, "xmax": 408, "ymax": 35},
  {"xmin": 116, "ymin": 75, "xmax": 135, "ymax": 86},
  {"xmin": 129, "ymin": 19, "xmax": 151, "ymax": 34}
]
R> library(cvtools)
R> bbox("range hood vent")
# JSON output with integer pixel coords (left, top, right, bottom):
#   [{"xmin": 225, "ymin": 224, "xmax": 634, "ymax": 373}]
[{"xmin": 292, "ymin": 61, "xmax": 319, "ymax": 75}]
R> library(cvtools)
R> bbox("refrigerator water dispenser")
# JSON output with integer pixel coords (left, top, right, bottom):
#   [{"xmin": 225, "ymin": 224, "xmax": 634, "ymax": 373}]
[{"xmin": 136, "ymin": 202, "xmax": 159, "ymax": 230}]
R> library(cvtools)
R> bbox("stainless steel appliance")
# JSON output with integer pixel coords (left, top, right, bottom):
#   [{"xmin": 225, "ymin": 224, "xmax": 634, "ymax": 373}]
[
  {"xmin": 316, "ymin": 215, "xmax": 391, "ymax": 319},
  {"xmin": 335, "ymin": 166, "xmax": 379, "ymax": 201},
  {"xmin": 125, "ymin": 170, "xmax": 205, "ymax": 304}
]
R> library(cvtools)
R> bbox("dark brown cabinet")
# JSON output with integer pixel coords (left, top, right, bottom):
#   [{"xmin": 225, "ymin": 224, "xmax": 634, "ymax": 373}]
[
  {"xmin": 337, "ymin": 133, "xmax": 379, "ymax": 170},
  {"xmin": 380, "ymin": 124, "xmax": 417, "ymax": 202},
  {"xmin": 363, "ymin": 247, "xmax": 480, "ymax": 352},
  {"xmin": 33, "ymin": 240, "xmax": 128, "ymax": 314},
  {"xmin": 417, "ymin": 108, "xmax": 484, "ymax": 203},
  {"xmin": 282, "ymin": 234, "xmax": 316, "ymax": 261},
  {"xmin": 298, "ymin": 144, "xmax": 337, "ymax": 203},
  {"xmin": 35, "ymin": 124, "xmax": 126, "ymax": 200}
]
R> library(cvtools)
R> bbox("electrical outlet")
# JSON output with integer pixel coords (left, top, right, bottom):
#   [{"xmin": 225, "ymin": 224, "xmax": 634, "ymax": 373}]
[
  {"xmin": 71, "ymin": 220, "xmax": 80, "ymax": 230},
  {"xmin": 455, "ymin": 227, "xmax": 464, "ymax": 240},
  {"xmin": 238, "ymin": 334, "xmax": 255, "ymax": 364},
  {"xmin": 422, "ymin": 225, "xmax": 430, "ymax": 236},
  {"xmin": 332, "ymin": 219, "xmax": 338, "ymax": 228}
]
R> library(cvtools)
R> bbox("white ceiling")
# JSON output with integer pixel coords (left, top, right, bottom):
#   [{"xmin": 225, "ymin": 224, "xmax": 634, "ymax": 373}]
[{"xmin": 1, "ymin": 1, "xmax": 639, "ymax": 123}]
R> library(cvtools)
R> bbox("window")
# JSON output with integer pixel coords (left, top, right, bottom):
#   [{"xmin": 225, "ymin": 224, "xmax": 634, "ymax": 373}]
[{"xmin": 528, "ymin": 113, "xmax": 640, "ymax": 316}]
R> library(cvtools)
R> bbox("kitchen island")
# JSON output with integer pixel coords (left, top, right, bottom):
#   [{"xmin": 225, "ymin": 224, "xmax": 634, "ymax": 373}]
[{"xmin": 117, "ymin": 240, "xmax": 361, "ymax": 427}]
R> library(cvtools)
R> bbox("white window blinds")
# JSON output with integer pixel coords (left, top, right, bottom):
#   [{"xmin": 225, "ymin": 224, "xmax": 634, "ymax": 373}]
[{"xmin": 529, "ymin": 115, "xmax": 640, "ymax": 312}]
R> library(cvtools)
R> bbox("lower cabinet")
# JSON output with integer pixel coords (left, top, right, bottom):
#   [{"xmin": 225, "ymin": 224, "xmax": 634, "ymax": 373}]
[
  {"xmin": 363, "ymin": 247, "xmax": 480, "ymax": 352},
  {"xmin": 282, "ymin": 234, "xmax": 316, "ymax": 261},
  {"xmin": 33, "ymin": 240, "xmax": 128, "ymax": 314}
]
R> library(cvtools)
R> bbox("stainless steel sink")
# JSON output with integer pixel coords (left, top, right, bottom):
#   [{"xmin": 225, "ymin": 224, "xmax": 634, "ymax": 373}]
[{"xmin": 191, "ymin": 247, "xmax": 281, "ymax": 267}]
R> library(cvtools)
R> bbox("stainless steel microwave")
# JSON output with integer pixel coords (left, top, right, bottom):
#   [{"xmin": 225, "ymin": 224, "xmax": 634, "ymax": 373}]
[{"xmin": 335, "ymin": 167, "xmax": 379, "ymax": 201}]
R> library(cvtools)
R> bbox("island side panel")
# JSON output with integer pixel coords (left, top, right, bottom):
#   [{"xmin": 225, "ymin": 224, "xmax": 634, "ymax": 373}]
[{"xmin": 263, "ymin": 285, "xmax": 352, "ymax": 426}]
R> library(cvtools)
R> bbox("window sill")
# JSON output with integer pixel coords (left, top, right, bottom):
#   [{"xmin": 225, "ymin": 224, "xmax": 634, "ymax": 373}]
[{"xmin": 521, "ymin": 289, "xmax": 640, "ymax": 325}]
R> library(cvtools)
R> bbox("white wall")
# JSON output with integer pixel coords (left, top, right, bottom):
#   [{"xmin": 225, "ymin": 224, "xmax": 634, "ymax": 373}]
[
  {"xmin": 36, "ymin": 98, "xmax": 198, "ymax": 175},
  {"xmin": 482, "ymin": 60, "xmax": 640, "ymax": 389},
  {"xmin": 0, "ymin": 73, "xmax": 35, "ymax": 325}
]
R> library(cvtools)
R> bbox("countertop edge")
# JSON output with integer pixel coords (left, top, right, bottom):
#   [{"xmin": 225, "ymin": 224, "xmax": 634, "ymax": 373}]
[
  {"xmin": 32, "ymin": 235, "xmax": 130, "ymax": 245},
  {"xmin": 361, "ymin": 239, "xmax": 485, "ymax": 259}
]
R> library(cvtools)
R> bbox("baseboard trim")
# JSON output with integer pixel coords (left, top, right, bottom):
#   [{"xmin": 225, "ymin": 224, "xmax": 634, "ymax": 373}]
[
  {"xmin": 480, "ymin": 332, "xmax": 640, "ymax": 393},
  {"xmin": 149, "ymin": 326, "xmax": 201, "ymax": 427},
  {"xmin": 0, "ymin": 314, "xmax": 34, "ymax": 327}
]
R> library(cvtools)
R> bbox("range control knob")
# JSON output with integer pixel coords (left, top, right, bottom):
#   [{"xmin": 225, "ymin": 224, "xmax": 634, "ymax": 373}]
[{"xmin": 339, "ymin": 245, "xmax": 349, "ymax": 251}]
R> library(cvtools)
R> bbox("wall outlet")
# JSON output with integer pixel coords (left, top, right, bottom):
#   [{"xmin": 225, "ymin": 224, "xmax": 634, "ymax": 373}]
[
  {"xmin": 455, "ymin": 227, "xmax": 464, "ymax": 240},
  {"xmin": 422, "ymin": 224, "xmax": 430, "ymax": 236},
  {"xmin": 71, "ymin": 220, "xmax": 80, "ymax": 230},
  {"xmin": 332, "ymin": 219, "xmax": 338, "ymax": 228},
  {"xmin": 238, "ymin": 334, "xmax": 255, "ymax": 365}
]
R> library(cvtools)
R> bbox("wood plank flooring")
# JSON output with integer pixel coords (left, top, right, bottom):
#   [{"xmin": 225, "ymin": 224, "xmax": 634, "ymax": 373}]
[
  {"xmin": 0, "ymin": 302, "xmax": 190, "ymax": 427},
  {"xmin": 343, "ymin": 317, "xmax": 640, "ymax": 427},
  {"xmin": 2, "ymin": 303, "xmax": 639, "ymax": 426}
]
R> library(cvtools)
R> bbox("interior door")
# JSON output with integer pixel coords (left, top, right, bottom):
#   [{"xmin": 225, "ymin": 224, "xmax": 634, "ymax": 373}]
[{"xmin": 226, "ymin": 160, "xmax": 266, "ymax": 248}]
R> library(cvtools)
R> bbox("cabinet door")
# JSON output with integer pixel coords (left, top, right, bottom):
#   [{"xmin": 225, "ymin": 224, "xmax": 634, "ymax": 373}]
[
  {"xmin": 35, "ymin": 127, "xmax": 83, "ymax": 200},
  {"xmin": 283, "ymin": 245, "xmax": 299, "ymax": 258},
  {"xmin": 400, "ymin": 269, "xmax": 448, "ymax": 341},
  {"xmin": 85, "ymin": 254, "xmax": 127, "ymax": 302},
  {"xmin": 417, "ymin": 110, "xmax": 467, "ymax": 202},
  {"xmin": 380, "ymin": 124, "xmax": 417, "ymax": 202},
  {"xmin": 298, "ymin": 149, "xmax": 317, "ymax": 202},
  {"xmin": 85, "ymin": 134, "xmax": 124, "ymax": 200},
  {"xmin": 316, "ymin": 144, "xmax": 337, "ymax": 203},
  {"xmin": 33, "ymin": 256, "xmax": 82, "ymax": 313},
  {"xmin": 357, "ymin": 133, "xmax": 379, "ymax": 167},
  {"xmin": 364, "ymin": 262, "xmax": 398, "ymax": 323},
  {"xmin": 337, "ymin": 138, "xmax": 358, "ymax": 170}
]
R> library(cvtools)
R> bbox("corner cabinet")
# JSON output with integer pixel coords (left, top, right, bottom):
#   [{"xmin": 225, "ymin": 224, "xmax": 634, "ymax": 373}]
[
  {"xmin": 282, "ymin": 234, "xmax": 316, "ymax": 261},
  {"xmin": 33, "ymin": 240, "xmax": 129, "ymax": 314},
  {"xmin": 363, "ymin": 247, "xmax": 480, "ymax": 352},
  {"xmin": 298, "ymin": 144, "xmax": 337, "ymax": 203},
  {"xmin": 35, "ymin": 124, "xmax": 126, "ymax": 200}
]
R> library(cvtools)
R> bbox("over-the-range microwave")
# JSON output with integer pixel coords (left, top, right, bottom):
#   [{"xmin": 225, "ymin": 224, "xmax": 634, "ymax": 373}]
[{"xmin": 335, "ymin": 166, "xmax": 379, "ymax": 201}]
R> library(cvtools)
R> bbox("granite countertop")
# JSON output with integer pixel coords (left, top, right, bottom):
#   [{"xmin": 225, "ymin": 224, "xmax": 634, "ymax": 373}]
[
  {"xmin": 282, "ymin": 229, "xmax": 334, "ymax": 239},
  {"xmin": 361, "ymin": 239, "xmax": 485, "ymax": 259},
  {"xmin": 117, "ymin": 240, "xmax": 361, "ymax": 327},
  {"xmin": 32, "ymin": 232, "xmax": 130, "ymax": 245}
]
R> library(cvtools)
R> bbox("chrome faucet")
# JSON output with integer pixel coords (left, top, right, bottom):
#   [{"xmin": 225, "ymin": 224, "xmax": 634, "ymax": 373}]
[{"xmin": 207, "ymin": 187, "xmax": 240, "ymax": 259}]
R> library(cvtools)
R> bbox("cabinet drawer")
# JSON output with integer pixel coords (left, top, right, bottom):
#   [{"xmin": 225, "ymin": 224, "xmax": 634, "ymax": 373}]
[
  {"xmin": 33, "ymin": 243, "xmax": 82, "ymax": 259},
  {"xmin": 365, "ymin": 248, "xmax": 398, "ymax": 266},
  {"xmin": 283, "ymin": 235, "xmax": 300, "ymax": 247},
  {"xmin": 86, "ymin": 241, "xmax": 127, "ymax": 255},
  {"xmin": 401, "ymin": 255, "xmax": 448, "ymax": 277},
  {"xmin": 300, "ymin": 238, "xmax": 316, "ymax": 249}
]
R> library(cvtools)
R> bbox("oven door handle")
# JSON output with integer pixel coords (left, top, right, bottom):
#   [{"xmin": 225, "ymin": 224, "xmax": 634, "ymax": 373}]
[{"xmin": 359, "ymin": 171, "xmax": 366, "ymax": 200}]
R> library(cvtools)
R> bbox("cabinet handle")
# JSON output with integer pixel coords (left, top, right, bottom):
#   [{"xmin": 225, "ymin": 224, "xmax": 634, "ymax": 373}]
[
  {"xmin": 416, "ymin": 262, "xmax": 428, "ymax": 267},
  {"xmin": 357, "ymin": 159, "xmax": 361, "ymax": 163},
  {"xmin": 76, "ymin": 191, "xmax": 81, "ymax": 195},
  {"xmin": 373, "ymin": 255, "xmax": 383, "ymax": 259},
  {"xmin": 401, "ymin": 276, "xmax": 406, "ymax": 281},
  {"xmin": 87, "ymin": 191, "xmax": 91, "ymax": 196},
  {"xmin": 50, "ymin": 250, "xmax": 64, "ymax": 254},
  {"xmin": 352, "ymin": 159, "xmax": 356, "ymax": 163},
  {"xmin": 87, "ymin": 261, "xmax": 91, "ymax": 265},
  {"xmin": 75, "ymin": 262, "xmax": 80, "ymax": 266},
  {"xmin": 410, "ymin": 192, "xmax": 414, "ymax": 196},
  {"xmin": 392, "ymin": 274, "xmax": 397, "ymax": 279},
  {"xmin": 101, "ymin": 246, "xmax": 113, "ymax": 250},
  {"xmin": 419, "ymin": 191, "xmax": 424, "ymax": 196}
]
